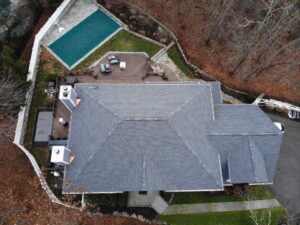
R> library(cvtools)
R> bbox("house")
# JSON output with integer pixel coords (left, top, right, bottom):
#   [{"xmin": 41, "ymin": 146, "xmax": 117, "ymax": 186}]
[{"xmin": 52, "ymin": 82, "xmax": 283, "ymax": 194}]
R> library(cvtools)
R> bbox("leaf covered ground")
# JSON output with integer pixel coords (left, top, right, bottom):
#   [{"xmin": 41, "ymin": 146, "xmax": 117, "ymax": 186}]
[{"xmin": 0, "ymin": 140, "xmax": 154, "ymax": 225}]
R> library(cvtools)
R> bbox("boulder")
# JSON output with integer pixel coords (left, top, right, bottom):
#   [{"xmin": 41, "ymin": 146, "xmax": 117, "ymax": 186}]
[
  {"xmin": 157, "ymin": 26, "xmax": 168, "ymax": 39},
  {"xmin": 138, "ymin": 30, "xmax": 146, "ymax": 36},
  {"xmin": 129, "ymin": 24, "xmax": 137, "ymax": 32},
  {"xmin": 159, "ymin": 38, "xmax": 168, "ymax": 44}
]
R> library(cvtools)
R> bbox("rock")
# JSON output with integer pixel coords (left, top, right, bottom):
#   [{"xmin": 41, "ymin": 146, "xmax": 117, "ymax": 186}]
[
  {"xmin": 159, "ymin": 38, "xmax": 168, "ymax": 44},
  {"xmin": 0, "ymin": 27, "xmax": 8, "ymax": 42},
  {"xmin": 137, "ymin": 15, "xmax": 146, "ymax": 21},
  {"xmin": 157, "ymin": 26, "xmax": 168, "ymax": 39},
  {"xmin": 119, "ymin": 13, "xmax": 127, "ymax": 20},
  {"xmin": 137, "ymin": 215, "xmax": 144, "ymax": 221},
  {"xmin": 138, "ymin": 30, "xmax": 146, "ymax": 36},
  {"xmin": 129, "ymin": 7, "xmax": 137, "ymax": 15},
  {"xmin": 129, "ymin": 15, "xmax": 136, "ymax": 20},
  {"xmin": 129, "ymin": 25, "xmax": 137, "ymax": 32},
  {"xmin": 112, "ymin": 211, "xmax": 119, "ymax": 215},
  {"xmin": 131, "ymin": 213, "xmax": 137, "ymax": 218},
  {"xmin": 121, "ymin": 212, "xmax": 128, "ymax": 216}
]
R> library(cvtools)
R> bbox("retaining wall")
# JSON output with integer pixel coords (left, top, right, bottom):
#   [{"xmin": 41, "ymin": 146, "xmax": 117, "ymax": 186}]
[{"xmin": 13, "ymin": 0, "xmax": 79, "ymax": 209}]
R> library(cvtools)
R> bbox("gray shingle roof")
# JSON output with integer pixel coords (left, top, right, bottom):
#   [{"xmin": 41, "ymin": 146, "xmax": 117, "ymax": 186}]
[
  {"xmin": 209, "ymin": 104, "xmax": 282, "ymax": 184},
  {"xmin": 63, "ymin": 82, "xmax": 282, "ymax": 193},
  {"xmin": 64, "ymin": 83, "xmax": 223, "ymax": 193}
]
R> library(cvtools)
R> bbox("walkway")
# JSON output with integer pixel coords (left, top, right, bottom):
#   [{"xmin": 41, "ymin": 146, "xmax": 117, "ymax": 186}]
[
  {"xmin": 151, "ymin": 48, "xmax": 191, "ymax": 82},
  {"xmin": 162, "ymin": 199, "xmax": 280, "ymax": 215},
  {"xmin": 128, "ymin": 191, "xmax": 168, "ymax": 214}
]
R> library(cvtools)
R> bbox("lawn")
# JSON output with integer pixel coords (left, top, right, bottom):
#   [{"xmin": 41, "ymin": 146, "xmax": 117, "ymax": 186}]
[
  {"xmin": 170, "ymin": 186, "xmax": 275, "ymax": 205},
  {"xmin": 23, "ymin": 60, "xmax": 64, "ymax": 166},
  {"xmin": 167, "ymin": 45, "xmax": 194, "ymax": 78},
  {"xmin": 157, "ymin": 207, "xmax": 286, "ymax": 225},
  {"xmin": 75, "ymin": 30, "xmax": 161, "ymax": 69}
]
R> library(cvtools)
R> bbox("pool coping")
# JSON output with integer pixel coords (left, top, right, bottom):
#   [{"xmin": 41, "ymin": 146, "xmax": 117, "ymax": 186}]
[
  {"xmin": 46, "ymin": 5, "xmax": 125, "ymax": 70},
  {"xmin": 46, "ymin": 27, "xmax": 123, "ymax": 70}
]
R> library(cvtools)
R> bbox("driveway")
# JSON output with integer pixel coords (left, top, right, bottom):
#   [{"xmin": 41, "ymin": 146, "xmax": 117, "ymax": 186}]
[{"xmin": 268, "ymin": 113, "xmax": 300, "ymax": 216}]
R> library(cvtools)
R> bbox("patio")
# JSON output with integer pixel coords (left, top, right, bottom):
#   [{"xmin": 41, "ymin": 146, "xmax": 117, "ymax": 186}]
[{"xmin": 50, "ymin": 52, "xmax": 180, "ymax": 140}]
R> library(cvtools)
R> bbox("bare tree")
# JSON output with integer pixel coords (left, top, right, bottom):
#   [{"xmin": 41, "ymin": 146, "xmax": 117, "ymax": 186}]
[
  {"xmin": 230, "ymin": 0, "xmax": 300, "ymax": 78},
  {"xmin": 205, "ymin": 0, "xmax": 235, "ymax": 46},
  {"xmin": 0, "ymin": 71, "xmax": 26, "ymax": 139},
  {"xmin": 0, "ymin": 72, "xmax": 25, "ymax": 117},
  {"xmin": 230, "ymin": 0, "xmax": 280, "ymax": 74}
]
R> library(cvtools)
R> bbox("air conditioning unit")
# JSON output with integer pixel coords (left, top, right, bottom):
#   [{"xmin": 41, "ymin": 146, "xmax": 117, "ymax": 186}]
[
  {"xmin": 50, "ymin": 146, "xmax": 75, "ymax": 166},
  {"xmin": 59, "ymin": 85, "xmax": 79, "ymax": 111}
]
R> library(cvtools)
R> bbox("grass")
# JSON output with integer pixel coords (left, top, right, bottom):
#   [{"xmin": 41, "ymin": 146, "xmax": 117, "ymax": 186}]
[
  {"xmin": 167, "ymin": 45, "xmax": 194, "ymax": 78},
  {"xmin": 24, "ymin": 60, "xmax": 63, "ymax": 166},
  {"xmin": 157, "ymin": 207, "xmax": 287, "ymax": 225},
  {"xmin": 170, "ymin": 186, "xmax": 275, "ymax": 205},
  {"xmin": 75, "ymin": 30, "xmax": 161, "ymax": 69}
]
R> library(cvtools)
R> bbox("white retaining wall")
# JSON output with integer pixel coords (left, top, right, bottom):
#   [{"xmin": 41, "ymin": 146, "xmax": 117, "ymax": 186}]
[{"xmin": 13, "ymin": 0, "xmax": 79, "ymax": 209}]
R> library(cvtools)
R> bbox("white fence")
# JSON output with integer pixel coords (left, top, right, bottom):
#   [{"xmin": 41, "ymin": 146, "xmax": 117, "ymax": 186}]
[{"xmin": 13, "ymin": 0, "xmax": 79, "ymax": 209}]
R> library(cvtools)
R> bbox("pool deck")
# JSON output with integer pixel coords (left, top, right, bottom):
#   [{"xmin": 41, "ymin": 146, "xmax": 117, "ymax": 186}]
[{"xmin": 42, "ymin": 0, "xmax": 98, "ymax": 46}]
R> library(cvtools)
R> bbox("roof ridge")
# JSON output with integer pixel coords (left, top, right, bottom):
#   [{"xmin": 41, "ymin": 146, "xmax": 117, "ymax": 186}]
[
  {"xmin": 143, "ymin": 155, "xmax": 175, "ymax": 189},
  {"xmin": 208, "ymin": 132, "xmax": 280, "ymax": 136},
  {"xmin": 166, "ymin": 121, "xmax": 222, "ymax": 187},
  {"xmin": 71, "ymin": 117, "xmax": 122, "ymax": 182},
  {"xmin": 248, "ymin": 136, "xmax": 267, "ymax": 182},
  {"xmin": 246, "ymin": 136, "xmax": 256, "ymax": 182},
  {"xmin": 77, "ymin": 86, "xmax": 121, "ymax": 119},
  {"xmin": 167, "ymin": 88, "xmax": 206, "ymax": 119},
  {"xmin": 116, "ymin": 153, "xmax": 175, "ymax": 191}
]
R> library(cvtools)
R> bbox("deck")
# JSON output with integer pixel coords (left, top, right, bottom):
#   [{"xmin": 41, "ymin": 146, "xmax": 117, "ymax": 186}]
[
  {"xmin": 51, "ymin": 100, "xmax": 71, "ymax": 140},
  {"xmin": 51, "ymin": 52, "xmax": 180, "ymax": 140}
]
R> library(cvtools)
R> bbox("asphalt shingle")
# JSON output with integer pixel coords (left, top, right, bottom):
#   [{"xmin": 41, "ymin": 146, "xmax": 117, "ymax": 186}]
[{"xmin": 63, "ymin": 82, "xmax": 282, "ymax": 193}]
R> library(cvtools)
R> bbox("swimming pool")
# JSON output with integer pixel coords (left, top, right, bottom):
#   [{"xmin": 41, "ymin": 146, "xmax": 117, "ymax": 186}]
[{"xmin": 48, "ymin": 9, "xmax": 121, "ymax": 69}]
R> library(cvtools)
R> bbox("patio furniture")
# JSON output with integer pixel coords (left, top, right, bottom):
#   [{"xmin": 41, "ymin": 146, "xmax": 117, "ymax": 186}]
[
  {"xmin": 105, "ymin": 64, "xmax": 111, "ymax": 73},
  {"xmin": 120, "ymin": 61, "xmax": 126, "ymax": 70},
  {"xmin": 65, "ymin": 75, "xmax": 77, "ymax": 85},
  {"xmin": 100, "ymin": 64, "xmax": 106, "ymax": 73},
  {"xmin": 110, "ymin": 59, "xmax": 119, "ymax": 65}
]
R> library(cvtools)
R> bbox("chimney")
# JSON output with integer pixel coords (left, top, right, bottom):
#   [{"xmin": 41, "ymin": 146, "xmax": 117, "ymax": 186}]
[
  {"xmin": 59, "ymin": 85, "xmax": 79, "ymax": 111},
  {"xmin": 50, "ymin": 146, "xmax": 74, "ymax": 166}
]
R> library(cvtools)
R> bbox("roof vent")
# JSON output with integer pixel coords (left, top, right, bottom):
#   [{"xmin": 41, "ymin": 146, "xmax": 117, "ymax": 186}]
[{"xmin": 63, "ymin": 91, "xmax": 68, "ymax": 97}]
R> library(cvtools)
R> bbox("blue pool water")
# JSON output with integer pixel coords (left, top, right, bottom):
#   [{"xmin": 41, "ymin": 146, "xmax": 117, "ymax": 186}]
[{"xmin": 48, "ymin": 10, "xmax": 120, "ymax": 68}]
